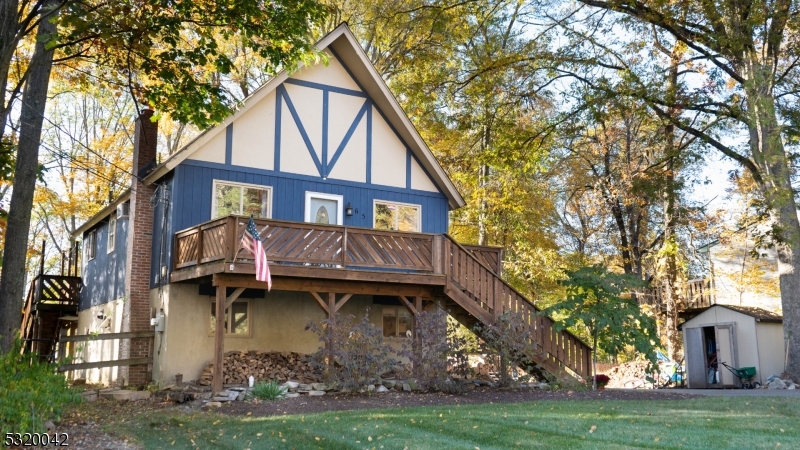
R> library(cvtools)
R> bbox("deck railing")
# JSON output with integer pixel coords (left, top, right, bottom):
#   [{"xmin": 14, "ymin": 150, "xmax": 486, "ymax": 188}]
[
  {"xmin": 635, "ymin": 278, "xmax": 714, "ymax": 311},
  {"xmin": 444, "ymin": 236, "xmax": 591, "ymax": 378},
  {"xmin": 175, "ymin": 216, "xmax": 437, "ymax": 273}
]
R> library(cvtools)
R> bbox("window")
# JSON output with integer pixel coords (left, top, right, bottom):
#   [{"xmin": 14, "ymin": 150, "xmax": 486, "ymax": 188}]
[
  {"xmin": 374, "ymin": 201, "xmax": 421, "ymax": 232},
  {"xmin": 210, "ymin": 299, "xmax": 250, "ymax": 336},
  {"xmin": 382, "ymin": 306, "xmax": 413, "ymax": 338},
  {"xmin": 85, "ymin": 230, "xmax": 97, "ymax": 261},
  {"xmin": 107, "ymin": 215, "xmax": 117, "ymax": 253},
  {"xmin": 212, "ymin": 180, "xmax": 272, "ymax": 219}
]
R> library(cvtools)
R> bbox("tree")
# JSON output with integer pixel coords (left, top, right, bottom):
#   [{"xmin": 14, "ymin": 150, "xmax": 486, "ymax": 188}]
[
  {"xmin": 543, "ymin": 265, "xmax": 658, "ymax": 388},
  {"xmin": 0, "ymin": 0, "xmax": 327, "ymax": 352},
  {"xmin": 540, "ymin": 0, "xmax": 800, "ymax": 380}
]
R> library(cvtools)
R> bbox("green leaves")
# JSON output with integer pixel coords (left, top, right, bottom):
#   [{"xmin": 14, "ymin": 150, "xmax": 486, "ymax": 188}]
[
  {"xmin": 56, "ymin": 0, "xmax": 327, "ymax": 128},
  {"xmin": 544, "ymin": 266, "xmax": 658, "ymax": 369}
]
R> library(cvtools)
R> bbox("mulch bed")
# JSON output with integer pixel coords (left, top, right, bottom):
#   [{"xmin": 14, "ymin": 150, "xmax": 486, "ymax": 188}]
[{"xmin": 222, "ymin": 387, "xmax": 701, "ymax": 417}]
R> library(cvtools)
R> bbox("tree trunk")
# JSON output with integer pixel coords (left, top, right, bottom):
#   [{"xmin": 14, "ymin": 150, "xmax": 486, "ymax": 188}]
[
  {"xmin": 0, "ymin": 6, "xmax": 56, "ymax": 353},
  {"xmin": 0, "ymin": 0, "xmax": 20, "ymax": 133},
  {"xmin": 740, "ymin": 57, "xmax": 800, "ymax": 381}
]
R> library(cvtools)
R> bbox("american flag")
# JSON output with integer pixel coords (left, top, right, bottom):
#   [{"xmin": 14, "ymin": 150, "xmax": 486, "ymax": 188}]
[{"xmin": 241, "ymin": 217, "xmax": 271, "ymax": 290}]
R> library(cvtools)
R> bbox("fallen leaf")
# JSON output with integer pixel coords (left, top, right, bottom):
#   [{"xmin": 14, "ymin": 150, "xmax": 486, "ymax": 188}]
[{"xmin": 590, "ymin": 425, "xmax": 597, "ymax": 433}]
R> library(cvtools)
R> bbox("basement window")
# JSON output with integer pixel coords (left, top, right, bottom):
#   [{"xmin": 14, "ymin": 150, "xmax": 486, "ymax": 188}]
[
  {"xmin": 210, "ymin": 299, "xmax": 250, "ymax": 336},
  {"xmin": 382, "ymin": 306, "xmax": 413, "ymax": 338},
  {"xmin": 374, "ymin": 201, "xmax": 421, "ymax": 232},
  {"xmin": 212, "ymin": 180, "xmax": 272, "ymax": 219}
]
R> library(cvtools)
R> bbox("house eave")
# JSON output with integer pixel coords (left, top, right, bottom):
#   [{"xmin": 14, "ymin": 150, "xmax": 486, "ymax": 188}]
[{"xmin": 71, "ymin": 190, "xmax": 131, "ymax": 239}]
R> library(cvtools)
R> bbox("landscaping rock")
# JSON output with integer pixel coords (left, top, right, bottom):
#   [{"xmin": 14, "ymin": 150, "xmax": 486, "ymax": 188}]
[
  {"xmin": 45, "ymin": 420, "xmax": 55, "ymax": 431},
  {"xmin": 106, "ymin": 390, "xmax": 151, "ymax": 402},
  {"xmin": 227, "ymin": 391, "xmax": 239, "ymax": 401},
  {"xmin": 308, "ymin": 390, "xmax": 326, "ymax": 396},
  {"xmin": 311, "ymin": 383, "xmax": 326, "ymax": 391},
  {"xmin": 284, "ymin": 381, "xmax": 300, "ymax": 389},
  {"xmin": 298, "ymin": 383, "xmax": 312, "ymax": 391},
  {"xmin": 285, "ymin": 392, "xmax": 300, "ymax": 398},
  {"xmin": 402, "ymin": 383, "xmax": 411, "ymax": 392},
  {"xmin": 376, "ymin": 385, "xmax": 389, "ymax": 393},
  {"xmin": 81, "ymin": 390, "xmax": 98, "ymax": 402},
  {"xmin": 367, "ymin": 384, "xmax": 375, "ymax": 392},
  {"xmin": 211, "ymin": 396, "xmax": 231, "ymax": 402},
  {"xmin": 237, "ymin": 392, "xmax": 247, "ymax": 401},
  {"xmin": 204, "ymin": 401, "xmax": 222, "ymax": 408}
]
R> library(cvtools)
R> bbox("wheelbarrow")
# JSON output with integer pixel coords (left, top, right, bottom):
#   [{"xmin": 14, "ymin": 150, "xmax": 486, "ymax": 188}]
[{"xmin": 719, "ymin": 361, "xmax": 761, "ymax": 389}]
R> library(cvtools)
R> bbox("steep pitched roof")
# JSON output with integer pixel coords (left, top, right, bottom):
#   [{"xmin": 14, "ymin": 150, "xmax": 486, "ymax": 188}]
[{"xmin": 144, "ymin": 23, "xmax": 465, "ymax": 209}]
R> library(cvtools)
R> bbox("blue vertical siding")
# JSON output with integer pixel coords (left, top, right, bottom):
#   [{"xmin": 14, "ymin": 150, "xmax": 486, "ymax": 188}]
[
  {"xmin": 150, "ymin": 173, "xmax": 175, "ymax": 288},
  {"xmin": 79, "ymin": 215, "xmax": 128, "ymax": 310},
  {"xmin": 171, "ymin": 161, "xmax": 449, "ymax": 234}
]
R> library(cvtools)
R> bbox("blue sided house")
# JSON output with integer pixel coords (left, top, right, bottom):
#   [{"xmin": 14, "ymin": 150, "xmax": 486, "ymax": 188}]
[{"xmin": 68, "ymin": 24, "xmax": 591, "ymax": 389}]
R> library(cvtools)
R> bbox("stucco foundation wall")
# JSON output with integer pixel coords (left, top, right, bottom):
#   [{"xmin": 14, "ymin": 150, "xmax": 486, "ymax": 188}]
[
  {"xmin": 755, "ymin": 322, "xmax": 785, "ymax": 381},
  {"xmin": 150, "ymin": 284, "xmax": 388, "ymax": 385},
  {"xmin": 74, "ymin": 299, "xmax": 125, "ymax": 385}
]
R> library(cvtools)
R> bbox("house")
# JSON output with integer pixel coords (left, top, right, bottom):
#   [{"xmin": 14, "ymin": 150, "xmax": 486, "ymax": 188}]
[
  {"xmin": 697, "ymin": 224, "xmax": 784, "ymax": 312},
  {"xmin": 70, "ymin": 24, "xmax": 591, "ymax": 390},
  {"xmin": 681, "ymin": 305, "xmax": 784, "ymax": 388}
]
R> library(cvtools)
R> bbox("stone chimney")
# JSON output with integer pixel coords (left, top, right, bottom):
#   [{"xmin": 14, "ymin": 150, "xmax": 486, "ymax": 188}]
[{"xmin": 119, "ymin": 109, "xmax": 158, "ymax": 386}]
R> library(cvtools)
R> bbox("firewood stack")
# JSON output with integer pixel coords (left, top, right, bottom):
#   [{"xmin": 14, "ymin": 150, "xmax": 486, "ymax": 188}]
[{"xmin": 198, "ymin": 350, "xmax": 322, "ymax": 386}]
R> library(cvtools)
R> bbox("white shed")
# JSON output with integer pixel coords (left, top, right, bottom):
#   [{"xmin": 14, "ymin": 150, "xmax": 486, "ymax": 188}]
[{"xmin": 681, "ymin": 305, "xmax": 784, "ymax": 388}]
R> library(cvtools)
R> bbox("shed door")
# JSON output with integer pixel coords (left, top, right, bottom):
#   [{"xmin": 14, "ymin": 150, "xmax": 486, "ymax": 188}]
[
  {"xmin": 684, "ymin": 327, "xmax": 707, "ymax": 389},
  {"xmin": 716, "ymin": 325, "xmax": 737, "ymax": 386}
]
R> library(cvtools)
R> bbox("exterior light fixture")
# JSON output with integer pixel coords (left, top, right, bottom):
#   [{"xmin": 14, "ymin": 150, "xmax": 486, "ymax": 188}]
[{"xmin": 345, "ymin": 202, "xmax": 353, "ymax": 217}]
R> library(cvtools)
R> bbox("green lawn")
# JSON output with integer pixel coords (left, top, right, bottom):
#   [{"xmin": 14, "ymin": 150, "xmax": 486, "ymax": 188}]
[{"xmin": 113, "ymin": 396, "xmax": 799, "ymax": 449}]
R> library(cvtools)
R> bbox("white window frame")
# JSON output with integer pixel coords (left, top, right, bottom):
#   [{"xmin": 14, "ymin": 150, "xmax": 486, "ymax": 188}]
[
  {"xmin": 372, "ymin": 200, "xmax": 422, "ymax": 232},
  {"xmin": 107, "ymin": 215, "xmax": 117, "ymax": 254},
  {"xmin": 84, "ymin": 230, "xmax": 97, "ymax": 261},
  {"xmin": 211, "ymin": 180, "xmax": 273, "ymax": 219},
  {"xmin": 304, "ymin": 192, "xmax": 344, "ymax": 225},
  {"xmin": 209, "ymin": 298, "xmax": 252, "ymax": 337}
]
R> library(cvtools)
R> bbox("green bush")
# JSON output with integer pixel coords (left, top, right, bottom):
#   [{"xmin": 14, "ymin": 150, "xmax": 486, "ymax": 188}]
[
  {"xmin": 252, "ymin": 381, "xmax": 286, "ymax": 400},
  {"xmin": 0, "ymin": 342, "xmax": 82, "ymax": 434}
]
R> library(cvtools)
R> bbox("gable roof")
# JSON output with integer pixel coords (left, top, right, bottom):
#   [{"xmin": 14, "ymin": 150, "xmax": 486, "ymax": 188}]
[
  {"xmin": 144, "ymin": 23, "xmax": 465, "ymax": 209},
  {"xmin": 71, "ymin": 190, "xmax": 131, "ymax": 238},
  {"xmin": 680, "ymin": 304, "xmax": 783, "ymax": 329}
]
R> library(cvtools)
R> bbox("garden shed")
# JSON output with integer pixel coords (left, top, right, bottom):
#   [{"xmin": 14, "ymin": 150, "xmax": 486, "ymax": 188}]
[{"xmin": 681, "ymin": 305, "xmax": 784, "ymax": 388}]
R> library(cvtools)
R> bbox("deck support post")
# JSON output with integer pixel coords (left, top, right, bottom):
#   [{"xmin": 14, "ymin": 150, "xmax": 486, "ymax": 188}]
[
  {"xmin": 327, "ymin": 292, "xmax": 336, "ymax": 375},
  {"xmin": 212, "ymin": 284, "xmax": 226, "ymax": 394}
]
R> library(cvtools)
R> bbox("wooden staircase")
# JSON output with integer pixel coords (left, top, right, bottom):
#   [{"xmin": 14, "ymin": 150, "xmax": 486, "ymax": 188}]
[
  {"xmin": 442, "ymin": 235, "xmax": 592, "ymax": 380},
  {"xmin": 19, "ymin": 274, "xmax": 82, "ymax": 361}
]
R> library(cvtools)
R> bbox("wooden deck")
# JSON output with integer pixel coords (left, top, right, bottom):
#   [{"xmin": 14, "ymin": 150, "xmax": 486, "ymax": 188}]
[
  {"xmin": 173, "ymin": 216, "xmax": 592, "ymax": 387},
  {"xmin": 20, "ymin": 274, "xmax": 82, "ymax": 359}
]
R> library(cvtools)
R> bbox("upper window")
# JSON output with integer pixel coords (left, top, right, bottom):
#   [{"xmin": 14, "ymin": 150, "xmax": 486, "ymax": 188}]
[
  {"xmin": 85, "ymin": 230, "xmax": 97, "ymax": 261},
  {"xmin": 107, "ymin": 215, "xmax": 117, "ymax": 254},
  {"xmin": 212, "ymin": 180, "xmax": 272, "ymax": 219},
  {"xmin": 374, "ymin": 201, "xmax": 421, "ymax": 232}
]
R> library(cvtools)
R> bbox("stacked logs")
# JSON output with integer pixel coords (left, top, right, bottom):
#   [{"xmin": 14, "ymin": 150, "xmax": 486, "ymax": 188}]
[{"xmin": 199, "ymin": 350, "xmax": 322, "ymax": 386}]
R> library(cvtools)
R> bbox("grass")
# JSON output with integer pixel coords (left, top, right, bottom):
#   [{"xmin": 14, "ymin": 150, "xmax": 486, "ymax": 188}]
[{"xmin": 110, "ymin": 396, "xmax": 799, "ymax": 449}]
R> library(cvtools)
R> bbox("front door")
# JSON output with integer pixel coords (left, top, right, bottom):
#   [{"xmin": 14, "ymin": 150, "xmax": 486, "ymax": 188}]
[{"xmin": 305, "ymin": 192, "xmax": 343, "ymax": 225}]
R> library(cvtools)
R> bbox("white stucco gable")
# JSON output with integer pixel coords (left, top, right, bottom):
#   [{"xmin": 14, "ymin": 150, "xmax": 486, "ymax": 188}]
[{"xmin": 148, "ymin": 24, "xmax": 465, "ymax": 209}]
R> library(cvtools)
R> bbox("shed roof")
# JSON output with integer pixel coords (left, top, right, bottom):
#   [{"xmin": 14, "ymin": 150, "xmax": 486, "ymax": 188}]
[{"xmin": 679, "ymin": 304, "xmax": 783, "ymax": 329}]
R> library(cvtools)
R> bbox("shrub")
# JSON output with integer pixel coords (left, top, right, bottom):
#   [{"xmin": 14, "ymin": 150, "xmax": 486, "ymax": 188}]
[
  {"xmin": 1, "ymin": 341, "xmax": 82, "ymax": 434},
  {"xmin": 592, "ymin": 374, "xmax": 610, "ymax": 388},
  {"xmin": 252, "ymin": 381, "xmax": 286, "ymax": 400},
  {"xmin": 307, "ymin": 309, "xmax": 400, "ymax": 391},
  {"xmin": 473, "ymin": 310, "xmax": 546, "ymax": 386},
  {"xmin": 399, "ymin": 307, "xmax": 449, "ymax": 390}
]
